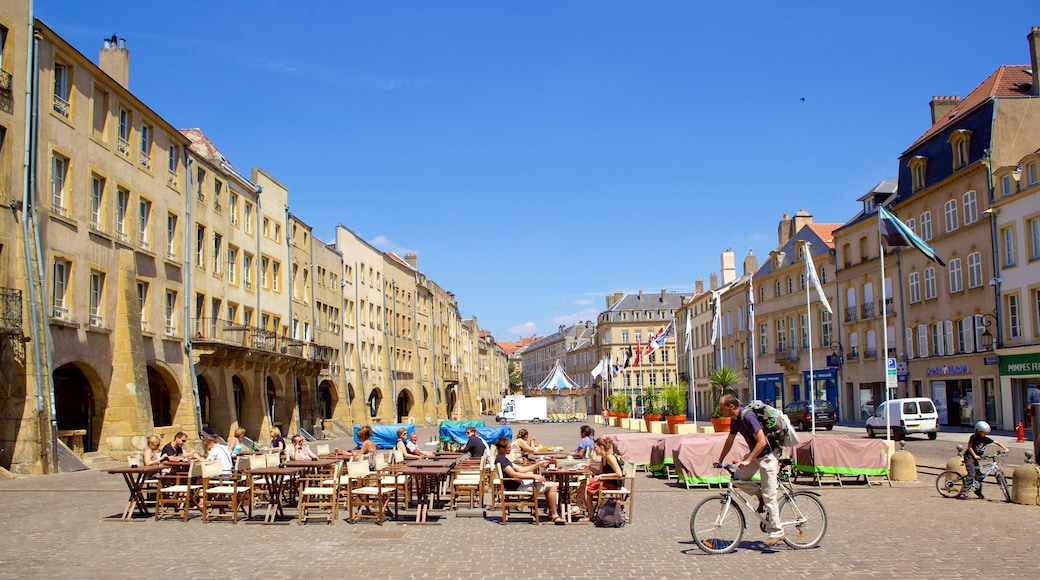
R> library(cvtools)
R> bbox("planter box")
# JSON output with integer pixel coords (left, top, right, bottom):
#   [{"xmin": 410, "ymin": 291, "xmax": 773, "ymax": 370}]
[
  {"xmin": 698, "ymin": 425, "xmax": 715, "ymax": 434},
  {"xmin": 674, "ymin": 423, "xmax": 701, "ymax": 434},
  {"xmin": 649, "ymin": 421, "xmax": 669, "ymax": 434}
]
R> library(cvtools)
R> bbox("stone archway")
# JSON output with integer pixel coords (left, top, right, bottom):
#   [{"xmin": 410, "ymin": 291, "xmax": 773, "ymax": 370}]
[
  {"xmin": 396, "ymin": 389, "xmax": 414, "ymax": 422},
  {"xmin": 368, "ymin": 388, "xmax": 383, "ymax": 418},
  {"xmin": 318, "ymin": 381, "xmax": 335, "ymax": 419},
  {"xmin": 52, "ymin": 362, "xmax": 105, "ymax": 453},
  {"xmin": 445, "ymin": 386, "xmax": 457, "ymax": 419},
  {"xmin": 147, "ymin": 365, "xmax": 179, "ymax": 428}
]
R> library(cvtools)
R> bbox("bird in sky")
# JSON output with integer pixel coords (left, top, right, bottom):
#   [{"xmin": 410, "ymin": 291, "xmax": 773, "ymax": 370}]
[{"xmin": 800, "ymin": 97, "xmax": 805, "ymax": 103}]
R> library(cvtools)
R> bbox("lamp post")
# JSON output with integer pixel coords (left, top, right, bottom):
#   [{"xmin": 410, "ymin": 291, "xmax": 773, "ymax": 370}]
[
  {"xmin": 829, "ymin": 341, "xmax": 844, "ymax": 416},
  {"xmin": 979, "ymin": 312, "xmax": 999, "ymax": 351}
]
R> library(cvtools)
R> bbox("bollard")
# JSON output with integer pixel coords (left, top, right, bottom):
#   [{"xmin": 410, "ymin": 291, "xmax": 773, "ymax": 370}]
[
  {"xmin": 890, "ymin": 441, "xmax": 917, "ymax": 481},
  {"xmin": 945, "ymin": 444, "xmax": 967, "ymax": 475},
  {"xmin": 1011, "ymin": 451, "xmax": 1040, "ymax": 505}
]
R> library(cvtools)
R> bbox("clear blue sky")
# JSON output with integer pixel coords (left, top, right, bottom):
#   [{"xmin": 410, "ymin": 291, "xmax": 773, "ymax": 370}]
[{"xmin": 35, "ymin": 1, "xmax": 1040, "ymax": 340}]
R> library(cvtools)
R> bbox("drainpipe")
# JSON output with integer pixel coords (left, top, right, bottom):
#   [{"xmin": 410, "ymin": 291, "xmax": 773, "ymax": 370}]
[
  {"xmin": 284, "ymin": 205, "xmax": 299, "ymax": 434},
  {"xmin": 182, "ymin": 155, "xmax": 203, "ymax": 438},
  {"xmin": 982, "ymin": 148, "xmax": 1003, "ymax": 349},
  {"xmin": 386, "ymin": 280, "xmax": 397, "ymax": 422}
]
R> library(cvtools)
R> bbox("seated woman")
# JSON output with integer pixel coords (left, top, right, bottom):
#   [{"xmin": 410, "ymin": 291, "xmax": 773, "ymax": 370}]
[
  {"xmin": 513, "ymin": 429, "xmax": 537, "ymax": 455},
  {"xmin": 352, "ymin": 425, "xmax": 377, "ymax": 458},
  {"xmin": 142, "ymin": 435, "xmax": 167, "ymax": 466},
  {"xmin": 269, "ymin": 427, "xmax": 286, "ymax": 457},
  {"xmin": 574, "ymin": 436, "xmax": 623, "ymax": 521},
  {"xmin": 493, "ymin": 436, "xmax": 564, "ymax": 525},
  {"xmin": 227, "ymin": 427, "xmax": 246, "ymax": 456},
  {"xmin": 395, "ymin": 427, "xmax": 420, "ymax": 459}
]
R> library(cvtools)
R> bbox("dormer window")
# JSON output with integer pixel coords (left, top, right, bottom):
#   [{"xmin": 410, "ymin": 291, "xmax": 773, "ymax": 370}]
[
  {"xmin": 909, "ymin": 156, "xmax": 928, "ymax": 192},
  {"xmin": 864, "ymin": 198, "xmax": 875, "ymax": 214},
  {"xmin": 948, "ymin": 129, "xmax": 972, "ymax": 170}
]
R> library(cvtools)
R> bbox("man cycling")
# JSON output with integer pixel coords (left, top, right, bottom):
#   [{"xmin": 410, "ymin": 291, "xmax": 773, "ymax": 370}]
[
  {"xmin": 716, "ymin": 394, "xmax": 784, "ymax": 546},
  {"xmin": 959, "ymin": 421, "xmax": 1010, "ymax": 499}
]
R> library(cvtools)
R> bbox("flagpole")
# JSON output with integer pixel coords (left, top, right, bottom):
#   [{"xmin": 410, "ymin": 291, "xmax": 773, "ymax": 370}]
[
  {"xmin": 879, "ymin": 209, "xmax": 892, "ymax": 442},
  {"xmin": 804, "ymin": 242, "xmax": 817, "ymax": 433},
  {"xmin": 748, "ymin": 278, "xmax": 757, "ymax": 401}
]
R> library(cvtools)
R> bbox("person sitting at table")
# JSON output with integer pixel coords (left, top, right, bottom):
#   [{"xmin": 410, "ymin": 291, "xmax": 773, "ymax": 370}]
[
  {"xmin": 571, "ymin": 425, "xmax": 595, "ymax": 459},
  {"xmin": 512, "ymin": 429, "xmax": 537, "ymax": 456},
  {"xmin": 287, "ymin": 435, "xmax": 318, "ymax": 461},
  {"xmin": 227, "ymin": 428, "xmax": 247, "ymax": 456},
  {"xmin": 493, "ymin": 436, "xmax": 565, "ymax": 525},
  {"xmin": 191, "ymin": 434, "xmax": 234, "ymax": 477},
  {"xmin": 460, "ymin": 427, "xmax": 488, "ymax": 458},
  {"xmin": 269, "ymin": 427, "xmax": 286, "ymax": 457},
  {"xmin": 142, "ymin": 435, "xmax": 168, "ymax": 466},
  {"xmin": 574, "ymin": 436, "xmax": 623, "ymax": 521},
  {"xmin": 352, "ymin": 425, "xmax": 377, "ymax": 458},
  {"xmin": 405, "ymin": 432, "xmax": 426, "ymax": 458},
  {"xmin": 161, "ymin": 431, "xmax": 189, "ymax": 461},
  {"xmin": 396, "ymin": 428, "xmax": 421, "ymax": 459}
]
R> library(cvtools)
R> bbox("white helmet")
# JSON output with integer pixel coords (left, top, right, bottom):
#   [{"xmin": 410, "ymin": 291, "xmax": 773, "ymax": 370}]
[{"xmin": 974, "ymin": 421, "xmax": 991, "ymax": 433}]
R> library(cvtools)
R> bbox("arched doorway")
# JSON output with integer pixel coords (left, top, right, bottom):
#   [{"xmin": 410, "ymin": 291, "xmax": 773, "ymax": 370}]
[
  {"xmin": 396, "ymin": 389, "xmax": 414, "ymax": 422},
  {"xmin": 368, "ymin": 388, "xmax": 383, "ymax": 418},
  {"xmin": 53, "ymin": 363, "xmax": 103, "ymax": 453},
  {"xmin": 318, "ymin": 381, "xmax": 335, "ymax": 419},
  {"xmin": 147, "ymin": 366, "xmax": 175, "ymax": 427},
  {"xmin": 266, "ymin": 377, "xmax": 277, "ymax": 426},
  {"xmin": 198, "ymin": 378, "xmax": 212, "ymax": 429},
  {"xmin": 231, "ymin": 375, "xmax": 246, "ymax": 433},
  {"xmin": 445, "ymin": 386, "xmax": 457, "ymax": 419}
]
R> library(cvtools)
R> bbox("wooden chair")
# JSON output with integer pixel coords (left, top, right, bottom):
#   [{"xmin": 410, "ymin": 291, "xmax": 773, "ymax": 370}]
[
  {"xmin": 315, "ymin": 443, "xmax": 331, "ymax": 456},
  {"xmin": 450, "ymin": 461, "xmax": 484, "ymax": 509},
  {"xmin": 374, "ymin": 453, "xmax": 410, "ymax": 504},
  {"xmin": 345, "ymin": 460, "xmax": 396, "ymax": 525},
  {"xmin": 248, "ymin": 453, "xmax": 276, "ymax": 518},
  {"xmin": 494, "ymin": 463, "xmax": 539, "ymax": 525},
  {"xmin": 298, "ymin": 462, "xmax": 341, "ymax": 525},
  {"xmin": 202, "ymin": 456, "xmax": 252, "ymax": 523},
  {"xmin": 595, "ymin": 460, "xmax": 637, "ymax": 523},
  {"xmin": 154, "ymin": 461, "xmax": 205, "ymax": 521}
]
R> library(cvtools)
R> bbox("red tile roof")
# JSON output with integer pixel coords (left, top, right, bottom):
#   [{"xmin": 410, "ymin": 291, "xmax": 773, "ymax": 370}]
[{"xmin": 805, "ymin": 223, "xmax": 841, "ymax": 248}]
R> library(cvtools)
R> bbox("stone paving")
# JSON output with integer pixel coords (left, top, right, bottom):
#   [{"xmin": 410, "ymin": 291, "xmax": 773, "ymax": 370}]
[{"xmin": 1, "ymin": 421, "xmax": 1037, "ymax": 578}]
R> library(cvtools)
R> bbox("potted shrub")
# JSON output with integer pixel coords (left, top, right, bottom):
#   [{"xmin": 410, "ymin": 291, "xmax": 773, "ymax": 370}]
[
  {"xmin": 661, "ymin": 383, "xmax": 688, "ymax": 434},
  {"xmin": 642, "ymin": 385, "xmax": 662, "ymax": 431},
  {"xmin": 609, "ymin": 393, "xmax": 631, "ymax": 427},
  {"xmin": 708, "ymin": 366, "xmax": 742, "ymax": 433}
]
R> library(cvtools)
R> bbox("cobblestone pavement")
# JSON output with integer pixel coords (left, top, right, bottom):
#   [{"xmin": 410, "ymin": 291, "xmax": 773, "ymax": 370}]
[{"xmin": 1, "ymin": 421, "xmax": 1037, "ymax": 579}]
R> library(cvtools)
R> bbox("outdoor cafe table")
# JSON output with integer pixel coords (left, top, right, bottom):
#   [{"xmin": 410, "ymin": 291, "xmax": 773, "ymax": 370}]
[
  {"xmin": 284, "ymin": 458, "xmax": 341, "ymax": 473},
  {"xmin": 396, "ymin": 464, "xmax": 454, "ymax": 524},
  {"xmin": 105, "ymin": 464, "xmax": 167, "ymax": 520},
  {"xmin": 247, "ymin": 466, "xmax": 304, "ymax": 524},
  {"xmin": 543, "ymin": 467, "xmax": 590, "ymax": 523}
]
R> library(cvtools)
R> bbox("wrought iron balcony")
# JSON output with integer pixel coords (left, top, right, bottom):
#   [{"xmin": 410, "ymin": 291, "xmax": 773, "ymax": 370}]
[
  {"xmin": 861, "ymin": 302, "xmax": 875, "ymax": 319},
  {"xmin": 864, "ymin": 348, "xmax": 878, "ymax": 360},
  {"xmin": 774, "ymin": 348, "xmax": 799, "ymax": 363},
  {"xmin": 844, "ymin": 306, "xmax": 857, "ymax": 323},
  {"xmin": 0, "ymin": 287, "xmax": 22, "ymax": 334}
]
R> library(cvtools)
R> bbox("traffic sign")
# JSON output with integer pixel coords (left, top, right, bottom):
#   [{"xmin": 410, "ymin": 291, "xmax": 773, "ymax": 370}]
[{"xmin": 886, "ymin": 357, "xmax": 898, "ymax": 391}]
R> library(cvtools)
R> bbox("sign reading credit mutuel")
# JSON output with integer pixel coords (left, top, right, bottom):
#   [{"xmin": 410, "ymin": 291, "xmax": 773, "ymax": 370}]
[
  {"xmin": 1000, "ymin": 353, "xmax": 1040, "ymax": 376},
  {"xmin": 926, "ymin": 364, "xmax": 970, "ymax": 376}
]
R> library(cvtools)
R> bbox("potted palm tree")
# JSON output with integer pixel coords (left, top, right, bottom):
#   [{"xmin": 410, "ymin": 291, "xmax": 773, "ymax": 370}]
[
  {"xmin": 661, "ymin": 383, "xmax": 688, "ymax": 434},
  {"xmin": 642, "ymin": 385, "xmax": 662, "ymax": 431},
  {"xmin": 609, "ymin": 393, "xmax": 631, "ymax": 427},
  {"xmin": 708, "ymin": 366, "xmax": 742, "ymax": 433}
]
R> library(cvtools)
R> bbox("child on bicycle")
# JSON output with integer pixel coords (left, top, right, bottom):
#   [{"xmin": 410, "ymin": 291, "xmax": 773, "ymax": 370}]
[{"xmin": 960, "ymin": 421, "xmax": 1010, "ymax": 499}]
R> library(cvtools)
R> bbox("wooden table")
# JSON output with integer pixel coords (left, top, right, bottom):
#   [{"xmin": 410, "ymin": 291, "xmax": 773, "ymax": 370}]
[
  {"xmin": 543, "ymin": 467, "xmax": 590, "ymax": 523},
  {"xmin": 247, "ymin": 466, "xmax": 304, "ymax": 524},
  {"xmin": 396, "ymin": 465, "xmax": 454, "ymax": 524},
  {"xmin": 105, "ymin": 464, "xmax": 167, "ymax": 520},
  {"xmin": 284, "ymin": 458, "xmax": 341, "ymax": 472}
]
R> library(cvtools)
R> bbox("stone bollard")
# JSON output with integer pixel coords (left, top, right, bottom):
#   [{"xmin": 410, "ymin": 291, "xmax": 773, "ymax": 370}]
[
  {"xmin": 945, "ymin": 445, "xmax": 967, "ymax": 476},
  {"xmin": 1011, "ymin": 451, "xmax": 1040, "ymax": 506},
  {"xmin": 890, "ymin": 442, "xmax": 917, "ymax": 481}
]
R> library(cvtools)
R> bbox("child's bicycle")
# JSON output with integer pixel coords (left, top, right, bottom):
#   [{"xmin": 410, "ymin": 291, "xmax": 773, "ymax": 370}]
[
  {"xmin": 690, "ymin": 458, "xmax": 828, "ymax": 554},
  {"xmin": 935, "ymin": 451, "xmax": 1011, "ymax": 502}
]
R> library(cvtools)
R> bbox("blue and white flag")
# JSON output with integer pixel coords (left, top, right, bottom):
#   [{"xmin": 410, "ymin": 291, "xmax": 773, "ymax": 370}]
[
  {"xmin": 804, "ymin": 243, "xmax": 833, "ymax": 314},
  {"xmin": 709, "ymin": 291, "xmax": 721, "ymax": 346},
  {"xmin": 878, "ymin": 205, "xmax": 946, "ymax": 266},
  {"xmin": 644, "ymin": 321, "xmax": 673, "ymax": 356}
]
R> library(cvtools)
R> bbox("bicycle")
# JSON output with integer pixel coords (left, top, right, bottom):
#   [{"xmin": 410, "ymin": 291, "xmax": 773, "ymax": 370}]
[
  {"xmin": 690, "ymin": 458, "xmax": 828, "ymax": 554},
  {"xmin": 935, "ymin": 452, "xmax": 1011, "ymax": 502}
]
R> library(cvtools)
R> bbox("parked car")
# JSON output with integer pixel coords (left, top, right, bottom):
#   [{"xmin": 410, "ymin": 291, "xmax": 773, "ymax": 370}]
[
  {"xmin": 783, "ymin": 400, "xmax": 837, "ymax": 431},
  {"xmin": 864, "ymin": 397, "xmax": 939, "ymax": 440}
]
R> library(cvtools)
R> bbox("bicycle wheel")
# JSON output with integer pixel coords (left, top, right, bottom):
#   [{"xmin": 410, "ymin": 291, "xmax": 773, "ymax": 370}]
[
  {"xmin": 935, "ymin": 470, "xmax": 964, "ymax": 498},
  {"xmin": 690, "ymin": 495, "xmax": 745, "ymax": 554},
  {"xmin": 779, "ymin": 493, "xmax": 827, "ymax": 549},
  {"xmin": 996, "ymin": 473, "xmax": 1011, "ymax": 503}
]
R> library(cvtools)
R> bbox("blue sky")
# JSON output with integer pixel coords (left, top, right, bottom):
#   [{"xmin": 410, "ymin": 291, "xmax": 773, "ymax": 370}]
[{"xmin": 35, "ymin": 1, "xmax": 1040, "ymax": 340}]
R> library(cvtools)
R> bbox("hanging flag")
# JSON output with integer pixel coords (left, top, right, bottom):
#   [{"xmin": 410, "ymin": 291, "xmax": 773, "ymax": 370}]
[
  {"xmin": 709, "ymin": 291, "xmax": 721, "ymax": 346},
  {"xmin": 632, "ymin": 343, "xmax": 641, "ymax": 367},
  {"xmin": 684, "ymin": 310, "xmax": 693, "ymax": 353},
  {"xmin": 645, "ymin": 321, "xmax": 673, "ymax": 355},
  {"xmin": 804, "ymin": 242, "xmax": 833, "ymax": 314},
  {"xmin": 878, "ymin": 205, "xmax": 946, "ymax": 266},
  {"xmin": 591, "ymin": 358, "xmax": 605, "ymax": 381},
  {"xmin": 600, "ymin": 358, "xmax": 610, "ymax": 380},
  {"xmin": 624, "ymin": 345, "xmax": 632, "ymax": 367},
  {"xmin": 612, "ymin": 353, "xmax": 620, "ymax": 377},
  {"xmin": 748, "ymin": 278, "xmax": 756, "ymax": 333}
]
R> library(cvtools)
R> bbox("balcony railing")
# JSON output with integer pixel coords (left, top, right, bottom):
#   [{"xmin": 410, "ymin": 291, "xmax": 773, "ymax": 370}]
[
  {"xmin": 53, "ymin": 95, "xmax": 69, "ymax": 116},
  {"xmin": 861, "ymin": 302, "xmax": 875, "ymax": 319},
  {"xmin": 189, "ymin": 317, "xmax": 330, "ymax": 360},
  {"xmin": 844, "ymin": 306, "xmax": 857, "ymax": 323},
  {"xmin": 51, "ymin": 305, "xmax": 69, "ymax": 321},
  {"xmin": 774, "ymin": 348, "xmax": 799, "ymax": 363},
  {"xmin": 0, "ymin": 287, "xmax": 23, "ymax": 334},
  {"xmin": 140, "ymin": 153, "xmax": 151, "ymax": 169},
  {"xmin": 864, "ymin": 348, "xmax": 878, "ymax": 360},
  {"xmin": 846, "ymin": 348, "xmax": 859, "ymax": 361},
  {"xmin": 0, "ymin": 69, "xmax": 12, "ymax": 91},
  {"xmin": 885, "ymin": 298, "xmax": 895, "ymax": 316},
  {"xmin": 88, "ymin": 314, "xmax": 103, "ymax": 327},
  {"xmin": 167, "ymin": 171, "xmax": 178, "ymax": 187},
  {"xmin": 117, "ymin": 137, "xmax": 129, "ymax": 156}
]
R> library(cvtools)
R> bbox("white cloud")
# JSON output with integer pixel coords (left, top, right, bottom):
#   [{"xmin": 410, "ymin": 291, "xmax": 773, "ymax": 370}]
[
  {"xmin": 551, "ymin": 308, "xmax": 599, "ymax": 326},
  {"xmin": 507, "ymin": 322, "xmax": 538, "ymax": 336},
  {"xmin": 368, "ymin": 235, "xmax": 413, "ymax": 256},
  {"xmin": 572, "ymin": 299, "xmax": 593, "ymax": 306}
]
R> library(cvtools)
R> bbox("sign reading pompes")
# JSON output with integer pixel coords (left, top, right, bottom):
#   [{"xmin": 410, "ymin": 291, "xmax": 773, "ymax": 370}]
[
  {"xmin": 1000, "ymin": 353, "xmax": 1040, "ymax": 376},
  {"xmin": 925, "ymin": 364, "xmax": 970, "ymax": 376}
]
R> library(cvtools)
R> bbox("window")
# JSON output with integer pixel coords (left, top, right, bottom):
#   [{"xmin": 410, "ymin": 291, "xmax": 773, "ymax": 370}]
[
  {"xmin": 917, "ymin": 324, "xmax": 929, "ymax": 358},
  {"xmin": 820, "ymin": 266, "xmax": 827, "ymax": 284},
  {"xmin": 164, "ymin": 290, "xmax": 177, "ymax": 336},
  {"xmin": 167, "ymin": 145, "xmax": 178, "ymax": 186},
  {"xmin": 931, "ymin": 323, "xmax": 945, "ymax": 356},
  {"xmin": 196, "ymin": 168, "xmax": 205, "ymax": 200},
  {"xmin": 117, "ymin": 107, "xmax": 130, "ymax": 155},
  {"xmin": 272, "ymin": 261, "xmax": 280, "ymax": 291},
  {"xmin": 1028, "ymin": 161, "xmax": 1040, "ymax": 187},
  {"xmin": 115, "ymin": 188, "xmax": 129, "ymax": 241},
  {"xmin": 195, "ymin": 225, "xmax": 205, "ymax": 267},
  {"xmin": 775, "ymin": 280, "xmax": 781, "ymax": 298},
  {"xmin": 967, "ymin": 252, "xmax": 983, "ymax": 288},
  {"xmin": 621, "ymin": 330, "xmax": 629, "ymax": 343},
  {"xmin": 924, "ymin": 267, "xmax": 936, "ymax": 300},
  {"xmin": 759, "ymin": 323, "xmax": 768, "ymax": 355},
  {"xmin": 944, "ymin": 199, "xmax": 958, "ymax": 233},
  {"xmin": 213, "ymin": 180, "xmax": 222, "ymax": 213},
  {"xmin": 957, "ymin": 317, "xmax": 975, "ymax": 353},
  {"xmin": 227, "ymin": 246, "xmax": 237, "ymax": 283},
  {"xmin": 786, "ymin": 277, "xmax": 793, "ymax": 294},
  {"xmin": 865, "ymin": 329, "xmax": 876, "ymax": 359},
  {"xmin": 1002, "ymin": 175, "xmax": 1014, "ymax": 197},
  {"xmin": 88, "ymin": 270, "xmax": 104, "ymax": 327},
  {"xmin": 89, "ymin": 174, "xmax": 104, "ymax": 229},
  {"xmin": 261, "ymin": 257, "xmax": 270, "ymax": 288},
  {"xmin": 52, "ymin": 259, "xmax": 69, "ymax": 320},
  {"xmin": 138, "ymin": 199, "xmax": 151, "ymax": 250},
  {"xmin": 137, "ymin": 282, "xmax": 148, "ymax": 330},
  {"xmin": 859, "ymin": 237, "xmax": 869, "ymax": 262},
  {"xmin": 212, "ymin": 234, "xmax": 222, "ymax": 274},
  {"xmin": 139, "ymin": 124, "xmax": 151, "ymax": 168},
  {"xmin": 1001, "ymin": 226, "xmax": 1016, "ymax": 267},
  {"xmin": 949, "ymin": 129, "xmax": 971, "ymax": 169},
  {"xmin": 1007, "ymin": 294, "xmax": 1021, "ymax": 340},
  {"xmin": 905, "ymin": 327, "xmax": 915, "ymax": 359},
  {"xmin": 820, "ymin": 310, "xmax": 832, "ymax": 346},
  {"xmin": 775, "ymin": 319, "xmax": 786, "ymax": 351},
  {"xmin": 1029, "ymin": 217, "xmax": 1040, "ymax": 261},
  {"xmin": 800, "ymin": 314, "xmax": 809, "ymax": 349},
  {"xmin": 963, "ymin": 190, "xmax": 978, "ymax": 224},
  {"xmin": 933, "ymin": 253, "xmax": 958, "ymax": 294},
  {"xmin": 230, "ymin": 193, "xmax": 239, "ymax": 226},
  {"xmin": 91, "ymin": 85, "xmax": 108, "ymax": 138},
  {"xmin": 920, "ymin": 211, "xmax": 933, "ymax": 241},
  {"xmin": 243, "ymin": 202, "xmax": 253, "ymax": 233},
  {"xmin": 909, "ymin": 156, "xmax": 927, "ymax": 191},
  {"xmin": 166, "ymin": 213, "xmax": 177, "ymax": 259},
  {"xmin": 243, "ymin": 253, "xmax": 253, "ymax": 289},
  {"xmin": 906, "ymin": 218, "xmax": 916, "ymax": 235},
  {"xmin": 53, "ymin": 61, "xmax": 70, "ymax": 116},
  {"xmin": 51, "ymin": 154, "xmax": 68, "ymax": 215},
  {"xmin": 908, "ymin": 272, "xmax": 921, "ymax": 303}
]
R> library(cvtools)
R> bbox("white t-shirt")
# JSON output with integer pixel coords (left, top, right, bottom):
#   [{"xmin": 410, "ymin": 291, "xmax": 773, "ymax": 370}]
[{"xmin": 206, "ymin": 443, "xmax": 234, "ymax": 473}]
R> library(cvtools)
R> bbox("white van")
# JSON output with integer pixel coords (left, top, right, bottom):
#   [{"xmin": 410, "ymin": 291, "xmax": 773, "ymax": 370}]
[{"xmin": 865, "ymin": 397, "xmax": 939, "ymax": 440}]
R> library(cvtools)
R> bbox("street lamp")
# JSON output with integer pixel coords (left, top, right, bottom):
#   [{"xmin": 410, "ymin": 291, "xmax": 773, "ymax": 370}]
[
  {"xmin": 979, "ymin": 312, "xmax": 999, "ymax": 351},
  {"xmin": 828, "ymin": 341, "xmax": 844, "ymax": 368}
]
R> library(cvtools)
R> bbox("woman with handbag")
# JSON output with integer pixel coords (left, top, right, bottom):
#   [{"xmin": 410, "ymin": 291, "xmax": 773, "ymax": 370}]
[{"xmin": 574, "ymin": 436, "xmax": 622, "ymax": 521}]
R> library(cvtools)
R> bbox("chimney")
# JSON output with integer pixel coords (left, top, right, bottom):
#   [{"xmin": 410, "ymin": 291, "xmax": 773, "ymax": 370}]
[
  {"xmin": 637, "ymin": 289, "xmax": 643, "ymax": 300},
  {"xmin": 743, "ymin": 248, "xmax": 758, "ymax": 276},
  {"xmin": 929, "ymin": 96, "xmax": 961, "ymax": 125},
  {"xmin": 660, "ymin": 289, "xmax": 667, "ymax": 302},
  {"xmin": 559, "ymin": 325, "xmax": 565, "ymax": 333},
  {"xmin": 720, "ymin": 248, "xmax": 736, "ymax": 285},
  {"xmin": 1029, "ymin": 27, "xmax": 1040, "ymax": 97},
  {"xmin": 404, "ymin": 252, "xmax": 417, "ymax": 268},
  {"xmin": 99, "ymin": 35, "xmax": 129, "ymax": 89},
  {"xmin": 709, "ymin": 273, "xmax": 718, "ymax": 290},
  {"xmin": 792, "ymin": 209, "xmax": 813, "ymax": 234},
  {"xmin": 777, "ymin": 212, "xmax": 793, "ymax": 247},
  {"xmin": 695, "ymin": 279, "xmax": 704, "ymax": 294},
  {"xmin": 606, "ymin": 291, "xmax": 623, "ymax": 309}
]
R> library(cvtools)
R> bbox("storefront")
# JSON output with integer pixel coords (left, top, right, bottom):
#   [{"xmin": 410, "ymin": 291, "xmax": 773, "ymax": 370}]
[
  {"xmin": 921, "ymin": 358, "xmax": 996, "ymax": 428},
  {"xmin": 999, "ymin": 351, "xmax": 1040, "ymax": 429},
  {"xmin": 755, "ymin": 373, "xmax": 784, "ymax": 409},
  {"xmin": 801, "ymin": 368, "xmax": 839, "ymax": 419}
]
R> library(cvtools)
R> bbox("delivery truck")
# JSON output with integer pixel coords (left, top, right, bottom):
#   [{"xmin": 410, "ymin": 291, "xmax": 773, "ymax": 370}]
[{"xmin": 497, "ymin": 395, "xmax": 548, "ymax": 424}]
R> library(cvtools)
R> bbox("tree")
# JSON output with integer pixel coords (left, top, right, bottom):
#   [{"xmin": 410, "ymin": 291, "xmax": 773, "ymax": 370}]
[
  {"xmin": 708, "ymin": 366, "xmax": 743, "ymax": 418},
  {"xmin": 508, "ymin": 362, "xmax": 522, "ymax": 394}
]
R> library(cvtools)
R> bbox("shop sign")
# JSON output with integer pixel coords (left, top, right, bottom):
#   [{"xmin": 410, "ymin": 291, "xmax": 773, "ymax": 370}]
[
  {"xmin": 925, "ymin": 364, "xmax": 969, "ymax": 376},
  {"xmin": 1000, "ymin": 353, "xmax": 1040, "ymax": 376},
  {"xmin": 984, "ymin": 356, "xmax": 999, "ymax": 365}
]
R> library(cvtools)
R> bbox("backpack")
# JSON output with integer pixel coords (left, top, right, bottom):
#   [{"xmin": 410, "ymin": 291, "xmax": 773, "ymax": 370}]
[
  {"xmin": 592, "ymin": 498, "xmax": 625, "ymax": 528},
  {"xmin": 742, "ymin": 400, "xmax": 800, "ymax": 449}
]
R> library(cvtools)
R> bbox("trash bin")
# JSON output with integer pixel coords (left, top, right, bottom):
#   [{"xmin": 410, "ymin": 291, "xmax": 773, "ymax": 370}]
[{"xmin": 312, "ymin": 423, "xmax": 323, "ymax": 440}]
